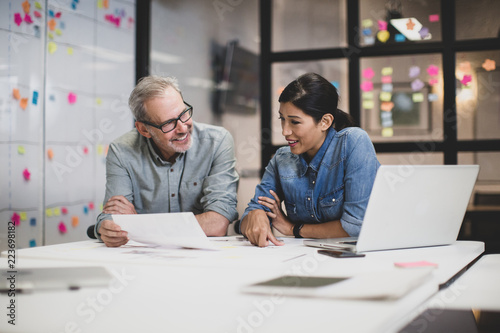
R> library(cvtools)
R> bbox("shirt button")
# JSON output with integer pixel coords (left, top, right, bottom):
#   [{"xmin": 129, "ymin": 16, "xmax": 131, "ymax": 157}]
[
  {"xmin": 332, "ymin": 198, "xmax": 336, "ymax": 202},
  {"xmin": 312, "ymin": 181, "xmax": 315, "ymax": 184},
  {"xmin": 194, "ymin": 182, "xmax": 197, "ymax": 186},
  {"xmin": 170, "ymin": 168, "xmax": 174, "ymax": 172},
  {"xmin": 171, "ymin": 193, "xmax": 175, "ymax": 197},
  {"xmin": 311, "ymin": 215, "xmax": 314, "ymax": 218},
  {"xmin": 307, "ymin": 197, "xmax": 311, "ymax": 201}
]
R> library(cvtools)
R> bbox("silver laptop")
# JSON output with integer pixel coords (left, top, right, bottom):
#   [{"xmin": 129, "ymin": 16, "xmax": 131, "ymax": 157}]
[{"xmin": 304, "ymin": 165, "xmax": 479, "ymax": 253}]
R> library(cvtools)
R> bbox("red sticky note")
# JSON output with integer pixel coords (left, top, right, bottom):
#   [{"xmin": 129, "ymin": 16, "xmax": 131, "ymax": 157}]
[
  {"xmin": 11, "ymin": 212, "xmax": 21, "ymax": 226},
  {"xmin": 34, "ymin": 11, "xmax": 42, "ymax": 18},
  {"xmin": 429, "ymin": 14, "xmax": 440, "ymax": 22},
  {"xmin": 61, "ymin": 207, "xmax": 68, "ymax": 215},
  {"xmin": 24, "ymin": 13, "xmax": 33, "ymax": 24},
  {"xmin": 381, "ymin": 76, "xmax": 392, "ymax": 84},
  {"xmin": 23, "ymin": 168, "xmax": 31, "ymax": 181},
  {"xmin": 83, "ymin": 146, "xmax": 89, "ymax": 154},
  {"xmin": 68, "ymin": 92, "xmax": 77, "ymax": 104},
  {"xmin": 58, "ymin": 222, "xmax": 67, "ymax": 234},
  {"xmin": 88, "ymin": 202, "xmax": 95, "ymax": 210},
  {"xmin": 395, "ymin": 261, "xmax": 438, "ymax": 268}
]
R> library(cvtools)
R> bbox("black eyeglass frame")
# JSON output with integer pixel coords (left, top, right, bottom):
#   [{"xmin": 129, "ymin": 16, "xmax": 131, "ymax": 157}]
[{"xmin": 139, "ymin": 101, "xmax": 193, "ymax": 133}]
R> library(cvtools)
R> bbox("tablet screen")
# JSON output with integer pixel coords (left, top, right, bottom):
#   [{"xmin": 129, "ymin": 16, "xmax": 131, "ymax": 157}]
[{"xmin": 253, "ymin": 275, "xmax": 347, "ymax": 288}]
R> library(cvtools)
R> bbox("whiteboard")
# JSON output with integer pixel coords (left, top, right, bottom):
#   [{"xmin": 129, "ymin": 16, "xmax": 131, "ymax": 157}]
[{"xmin": 0, "ymin": 0, "xmax": 136, "ymax": 251}]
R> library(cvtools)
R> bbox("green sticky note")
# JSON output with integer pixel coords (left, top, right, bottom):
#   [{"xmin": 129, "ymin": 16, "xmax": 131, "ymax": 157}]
[{"xmin": 18, "ymin": 145, "xmax": 25, "ymax": 155}]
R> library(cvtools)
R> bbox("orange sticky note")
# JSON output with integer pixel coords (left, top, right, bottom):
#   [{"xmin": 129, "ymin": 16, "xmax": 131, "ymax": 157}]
[
  {"xmin": 20, "ymin": 98, "xmax": 28, "ymax": 110},
  {"xmin": 48, "ymin": 19, "xmax": 56, "ymax": 31},
  {"xmin": 71, "ymin": 216, "xmax": 79, "ymax": 227},
  {"xmin": 47, "ymin": 148, "xmax": 54, "ymax": 160},
  {"xmin": 381, "ymin": 102, "xmax": 394, "ymax": 112},
  {"xmin": 22, "ymin": 0, "xmax": 30, "ymax": 13},
  {"xmin": 13, "ymin": 89, "xmax": 21, "ymax": 100}
]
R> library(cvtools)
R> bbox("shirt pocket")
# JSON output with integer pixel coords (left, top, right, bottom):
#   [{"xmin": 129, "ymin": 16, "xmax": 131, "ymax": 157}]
[
  {"xmin": 318, "ymin": 187, "xmax": 344, "ymax": 221},
  {"xmin": 179, "ymin": 177, "xmax": 205, "ymax": 213}
]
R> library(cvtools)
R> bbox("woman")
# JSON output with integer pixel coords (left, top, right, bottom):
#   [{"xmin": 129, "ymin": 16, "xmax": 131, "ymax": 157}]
[{"xmin": 240, "ymin": 73, "xmax": 380, "ymax": 247}]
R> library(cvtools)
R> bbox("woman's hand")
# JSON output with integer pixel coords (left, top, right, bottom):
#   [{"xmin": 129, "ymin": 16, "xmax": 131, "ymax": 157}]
[
  {"xmin": 258, "ymin": 190, "xmax": 294, "ymax": 237},
  {"xmin": 241, "ymin": 210, "xmax": 284, "ymax": 247}
]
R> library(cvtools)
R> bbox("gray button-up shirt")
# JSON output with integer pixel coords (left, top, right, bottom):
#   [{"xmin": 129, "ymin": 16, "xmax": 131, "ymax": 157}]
[{"xmin": 95, "ymin": 122, "xmax": 239, "ymax": 238}]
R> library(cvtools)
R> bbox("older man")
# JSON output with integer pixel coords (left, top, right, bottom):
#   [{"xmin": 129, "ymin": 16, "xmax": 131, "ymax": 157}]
[{"xmin": 95, "ymin": 76, "xmax": 238, "ymax": 247}]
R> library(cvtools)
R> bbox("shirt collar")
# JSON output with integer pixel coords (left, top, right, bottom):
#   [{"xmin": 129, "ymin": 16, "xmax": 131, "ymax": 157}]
[
  {"xmin": 299, "ymin": 127, "xmax": 336, "ymax": 172},
  {"xmin": 146, "ymin": 137, "xmax": 184, "ymax": 166}
]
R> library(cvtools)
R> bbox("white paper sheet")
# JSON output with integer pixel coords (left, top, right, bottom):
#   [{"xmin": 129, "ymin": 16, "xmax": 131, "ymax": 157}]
[{"xmin": 113, "ymin": 212, "xmax": 216, "ymax": 250}]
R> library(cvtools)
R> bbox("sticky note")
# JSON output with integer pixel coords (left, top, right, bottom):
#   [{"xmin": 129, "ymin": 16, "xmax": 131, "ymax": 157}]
[
  {"xmin": 360, "ymin": 81, "xmax": 373, "ymax": 92},
  {"xmin": 412, "ymin": 93, "xmax": 424, "ymax": 102},
  {"xmin": 381, "ymin": 76, "xmax": 392, "ymax": 84},
  {"xmin": 18, "ymin": 145, "xmax": 25, "ymax": 155},
  {"xmin": 48, "ymin": 41, "xmax": 57, "ymax": 54},
  {"xmin": 427, "ymin": 65, "xmax": 439, "ymax": 76},
  {"xmin": 395, "ymin": 34, "xmax": 405, "ymax": 42},
  {"xmin": 23, "ymin": 168, "xmax": 31, "ymax": 181},
  {"xmin": 58, "ymin": 222, "xmax": 67, "ymax": 234},
  {"xmin": 378, "ymin": 20, "xmax": 388, "ymax": 31},
  {"xmin": 48, "ymin": 18, "xmax": 56, "ymax": 31},
  {"xmin": 55, "ymin": 12, "xmax": 62, "ymax": 18},
  {"xmin": 381, "ymin": 102, "xmax": 394, "ymax": 112},
  {"xmin": 32, "ymin": 91, "xmax": 39, "ymax": 105},
  {"xmin": 406, "ymin": 18, "xmax": 416, "ymax": 31},
  {"xmin": 49, "ymin": 9, "xmax": 54, "ymax": 17},
  {"xmin": 411, "ymin": 79, "xmax": 425, "ymax": 91},
  {"xmin": 68, "ymin": 92, "xmax": 77, "ymax": 104},
  {"xmin": 22, "ymin": 0, "xmax": 30, "ymax": 13},
  {"xmin": 362, "ymin": 100, "xmax": 375, "ymax": 109},
  {"xmin": 29, "ymin": 239, "xmax": 37, "ymax": 247},
  {"xmin": 35, "ymin": 1, "xmax": 42, "ymax": 9},
  {"xmin": 103, "ymin": 0, "xmax": 109, "ymax": 9},
  {"xmin": 379, "ymin": 92, "xmax": 392, "ymax": 102},
  {"xmin": 362, "ymin": 19, "xmax": 373, "ymax": 28},
  {"xmin": 72, "ymin": 216, "xmax": 79, "ymax": 227},
  {"xmin": 83, "ymin": 206, "xmax": 89, "ymax": 214},
  {"xmin": 461, "ymin": 75, "xmax": 472, "ymax": 86},
  {"xmin": 381, "ymin": 127, "xmax": 393, "ymax": 137},
  {"xmin": 97, "ymin": 144, "xmax": 104, "ymax": 155},
  {"xmin": 30, "ymin": 217, "xmax": 36, "ymax": 226},
  {"xmin": 11, "ymin": 212, "xmax": 21, "ymax": 226},
  {"xmin": 362, "ymin": 92, "xmax": 374, "ymax": 100},
  {"xmin": 362, "ymin": 67, "xmax": 375, "ymax": 80},
  {"xmin": 67, "ymin": 47, "xmax": 73, "ymax": 55},
  {"xmin": 61, "ymin": 207, "xmax": 68, "ymax": 215},
  {"xmin": 381, "ymin": 118, "xmax": 393, "ymax": 127},
  {"xmin": 47, "ymin": 148, "xmax": 54, "ymax": 160},
  {"xmin": 34, "ymin": 10, "xmax": 42, "ymax": 18},
  {"xmin": 362, "ymin": 28, "xmax": 372, "ymax": 36},
  {"xmin": 395, "ymin": 261, "xmax": 438, "ymax": 268},
  {"xmin": 55, "ymin": 28, "xmax": 62, "ymax": 36},
  {"xmin": 377, "ymin": 30, "xmax": 390, "ymax": 43},
  {"xmin": 20, "ymin": 212, "xmax": 28, "ymax": 221},
  {"xmin": 98, "ymin": 0, "xmax": 103, "ymax": 8},
  {"xmin": 482, "ymin": 59, "xmax": 496, "ymax": 71},
  {"xmin": 363, "ymin": 36, "xmax": 375, "ymax": 45},
  {"xmin": 419, "ymin": 27, "xmax": 430, "ymax": 39},
  {"xmin": 89, "ymin": 202, "xmax": 95, "ymax": 210},
  {"xmin": 96, "ymin": 97, "xmax": 102, "ymax": 105},
  {"xmin": 381, "ymin": 67, "xmax": 393, "ymax": 76},
  {"xmin": 382, "ymin": 83, "xmax": 393, "ymax": 92},
  {"xmin": 429, "ymin": 78, "xmax": 438, "ymax": 86},
  {"xmin": 46, "ymin": 208, "xmax": 53, "ymax": 217},
  {"xmin": 83, "ymin": 146, "xmax": 89, "ymax": 154},
  {"xmin": 428, "ymin": 93, "xmax": 438, "ymax": 102},
  {"xmin": 13, "ymin": 88, "xmax": 21, "ymax": 100},
  {"xmin": 409, "ymin": 66, "xmax": 420, "ymax": 78},
  {"xmin": 24, "ymin": 13, "xmax": 33, "ymax": 24},
  {"xmin": 14, "ymin": 13, "xmax": 23, "ymax": 26},
  {"xmin": 48, "ymin": 32, "xmax": 54, "ymax": 39},
  {"xmin": 53, "ymin": 207, "xmax": 61, "ymax": 216},
  {"xmin": 429, "ymin": 14, "xmax": 440, "ymax": 23},
  {"xmin": 20, "ymin": 98, "xmax": 28, "ymax": 110}
]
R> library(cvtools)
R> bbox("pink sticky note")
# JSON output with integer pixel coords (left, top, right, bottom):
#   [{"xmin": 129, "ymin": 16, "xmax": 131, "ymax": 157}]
[
  {"xmin": 88, "ymin": 202, "xmax": 95, "ymax": 210},
  {"xmin": 461, "ymin": 74, "xmax": 472, "ymax": 86},
  {"xmin": 24, "ymin": 13, "xmax": 33, "ymax": 24},
  {"xmin": 427, "ymin": 65, "xmax": 439, "ymax": 76},
  {"xmin": 58, "ymin": 222, "xmax": 68, "ymax": 234},
  {"xmin": 11, "ymin": 212, "xmax": 21, "ymax": 226},
  {"xmin": 68, "ymin": 92, "xmax": 77, "ymax": 104},
  {"xmin": 83, "ymin": 146, "xmax": 89, "ymax": 154},
  {"xmin": 378, "ymin": 20, "xmax": 388, "ymax": 31},
  {"xmin": 429, "ymin": 14, "xmax": 440, "ymax": 22},
  {"xmin": 14, "ymin": 13, "xmax": 23, "ymax": 26},
  {"xmin": 381, "ymin": 76, "xmax": 392, "ymax": 84},
  {"xmin": 362, "ymin": 67, "xmax": 375, "ymax": 80},
  {"xmin": 360, "ymin": 81, "xmax": 373, "ymax": 92},
  {"xmin": 61, "ymin": 207, "xmax": 68, "ymax": 215},
  {"xmin": 429, "ymin": 78, "xmax": 439, "ymax": 86},
  {"xmin": 395, "ymin": 261, "xmax": 438, "ymax": 268},
  {"xmin": 23, "ymin": 168, "xmax": 31, "ymax": 181},
  {"xmin": 34, "ymin": 11, "xmax": 42, "ymax": 18}
]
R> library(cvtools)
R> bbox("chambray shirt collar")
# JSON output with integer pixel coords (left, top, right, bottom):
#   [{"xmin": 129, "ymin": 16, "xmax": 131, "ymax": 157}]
[
  {"xmin": 146, "ymin": 136, "xmax": 184, "ymax": 166},
  {"xmin": 299, "ymin": 127, "xmax": 336, "ymax": 172}
]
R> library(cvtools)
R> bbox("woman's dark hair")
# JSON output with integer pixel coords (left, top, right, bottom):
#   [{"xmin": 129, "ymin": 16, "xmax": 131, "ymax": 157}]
[{"xmin": 278, "ymin": 73, "xmax": 357, "ymax": 131}]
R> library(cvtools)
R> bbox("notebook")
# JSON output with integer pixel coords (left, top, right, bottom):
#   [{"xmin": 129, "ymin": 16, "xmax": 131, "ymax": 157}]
[{"xmin": 304, "ymin": 165, "xmax": 479, "ymax": 253}]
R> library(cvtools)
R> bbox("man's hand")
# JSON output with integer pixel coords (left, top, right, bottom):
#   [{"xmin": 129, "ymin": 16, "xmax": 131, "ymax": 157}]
[
  {"xmin": 241, "ymin": 210, "xmax": 284, "ymax": 247},
  {"xmin": 99, "ymin": 219, "xmax": 129, "ymax": 247},
  {"xmin": 257, "ymin": 190, "xmax": 294, "ymax": 237},
  {"xmin": 103, "ymin": 195, "xmax": 137, "ymax": 215}
]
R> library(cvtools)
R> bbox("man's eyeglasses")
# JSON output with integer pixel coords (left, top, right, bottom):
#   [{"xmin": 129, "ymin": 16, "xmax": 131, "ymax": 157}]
[{"xmin": 140, "ymin": 102, "xmax": 193, "ymax": 133}]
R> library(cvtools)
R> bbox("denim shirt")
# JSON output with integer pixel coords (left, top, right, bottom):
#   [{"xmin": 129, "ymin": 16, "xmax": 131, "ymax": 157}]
[
  {"xmin": 242, "ymin": 127, "xmax": 380, "ymax": 237},
  {"xmin": 95, "ymin": 122, "xmax": 239, "ymax": 239}
]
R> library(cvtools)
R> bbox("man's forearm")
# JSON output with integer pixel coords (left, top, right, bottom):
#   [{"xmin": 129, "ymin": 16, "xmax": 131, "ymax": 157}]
[{"xmin": 195, "ymin": 211, "xmax": 230, "ymax": 237}]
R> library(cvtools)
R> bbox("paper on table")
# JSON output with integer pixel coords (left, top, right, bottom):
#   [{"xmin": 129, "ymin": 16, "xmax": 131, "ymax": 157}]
[{"xmin": 113, "ymin": 212, "xmax": 216, "ymax": 250}]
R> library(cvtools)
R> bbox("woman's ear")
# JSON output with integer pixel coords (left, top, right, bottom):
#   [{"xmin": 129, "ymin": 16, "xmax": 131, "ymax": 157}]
[
  {"xmin": 321, "ymin": 114, "xmax": 334, "ymax": 130},
  {"xmin": 135, "ymin": 121, "xmax": 152, "ymax": 138}
]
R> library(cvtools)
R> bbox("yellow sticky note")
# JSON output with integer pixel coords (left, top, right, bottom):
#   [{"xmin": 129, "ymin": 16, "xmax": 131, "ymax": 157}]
[
  {"xmin": 97, "ymin": 0, "xmax": 103, "ymax": 8},
  {"xmin": 362, "ymin": 92, "xmax": 373, "ymax": 100},
  {"xmin": 362, "ymin": 19, "xmax": 373, "ymax": 28},
  {"xmin": 71, "ymin": 216, "xmax": 79, "ymax": 227},
  {"xmin": 53, "ymin": 207, "xmax": 61, "ymax": 216},
  {"xmin": 382, "ymin": 127, "xmax": 394, "ymax": 137},
  {"xmin": 96, "ymin": 97, "xmax": 102, "ymax": 105},
  {"xmin": 48, "ymin": 42, "xmax": 57, "ymax": 54},
  {"xmin": 377, "ymin": 30, "xmax": 390, "ymax": 43},
  {"xmin": 18, "ymin": 145, "xmax": 25, "ymax": 155},
  {"xmin": 20, "ymin": 98, "xmax": 28, "ymax": 110},
  {"xmin": 46, "ymin": 208, "xmax": 53, "ymax": 217},
  {"xmin": 362, "ymin": 100, "xmax": 375, "ymax": 109},
  {"xmin": 67, "ymin": 47, "xmax": 73, "ymax": 55},
  {"xmin": 20, "ymin": 212, "xmax": 28, "ymax": 221},
  {"xmin": 379, "ymin": 92, "xmax": 392, "ymax": 102},
  {"xmin": 35, "ymin": 2, "xmax": 42, "ymax": 9},
  {"xmin": 48, "ymin": 32, "xmax": 54, "ymax": 40},
  {"xmin": 55, "ymin": 28, "xmax": 62, "ymax": 36},
  {"xmin": 412, "ymin": 93, "xmax": 424, "ymax": 102},
  {"xmin": 97, "ymin": 144, "xmax": 103, "ymax": 155},
  {"xmin": 381, "ymin": 67, "xmax": 393, "ymax": 76}
]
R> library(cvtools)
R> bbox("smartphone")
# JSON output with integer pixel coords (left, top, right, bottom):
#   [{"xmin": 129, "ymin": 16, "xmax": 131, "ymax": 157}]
[{"xmin": 318, "ymin": 249, "xmax": 365, "ymax": 258}]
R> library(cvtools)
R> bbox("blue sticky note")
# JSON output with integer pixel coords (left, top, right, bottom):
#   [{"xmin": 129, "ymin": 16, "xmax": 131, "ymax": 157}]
[
  {"xmin": 362, "ymin": 28, "xmax": 372, "ymax": 36},
  {"xmin": 83, "ymin": 206, "xmax": 89, "ymax": 214},
  {"xmin": 60, "ymin": 21, "xmax": 65, "ymax": 29},
  {"xmin": 30, "ymin": 217, "xmax": 36, "ymax": 226},
  {"xmin": 49, "ymin": 94, "xmax": 55, "ymax": 101},
  {"xmin": 29, "ymin": 239, "xmax": 36, "ymax": 247},
  {"xmin": 395, "ymin": 34, "xmax": 406, "ymax": 42},
  {"xmin": 49, "ymin": 10, "xmax": 54, "ymax": 17},
  {"xmin": 32, "ymin": 91, "xmax": 39, "ymax": 105}
]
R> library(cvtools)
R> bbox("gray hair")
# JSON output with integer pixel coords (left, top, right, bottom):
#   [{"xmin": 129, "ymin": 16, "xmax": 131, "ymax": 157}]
[{"xmin": 129, "ymin": 75, "xmax": 182, "ymax": 121}]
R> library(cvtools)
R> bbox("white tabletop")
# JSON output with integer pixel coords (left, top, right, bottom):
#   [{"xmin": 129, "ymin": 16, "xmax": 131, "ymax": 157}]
[{"xmin": 0, "ymin": 239, "xmax": 485, "ymax": 333}]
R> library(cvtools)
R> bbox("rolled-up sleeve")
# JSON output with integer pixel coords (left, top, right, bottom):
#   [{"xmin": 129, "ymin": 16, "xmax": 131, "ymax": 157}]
[
  {"xmin": 199, "ymin": 131, "xmax": 239, "ymax": 222},
  {"xmin": 340, "ymin": 131, "xmax": 380, "ymax": 236}
]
